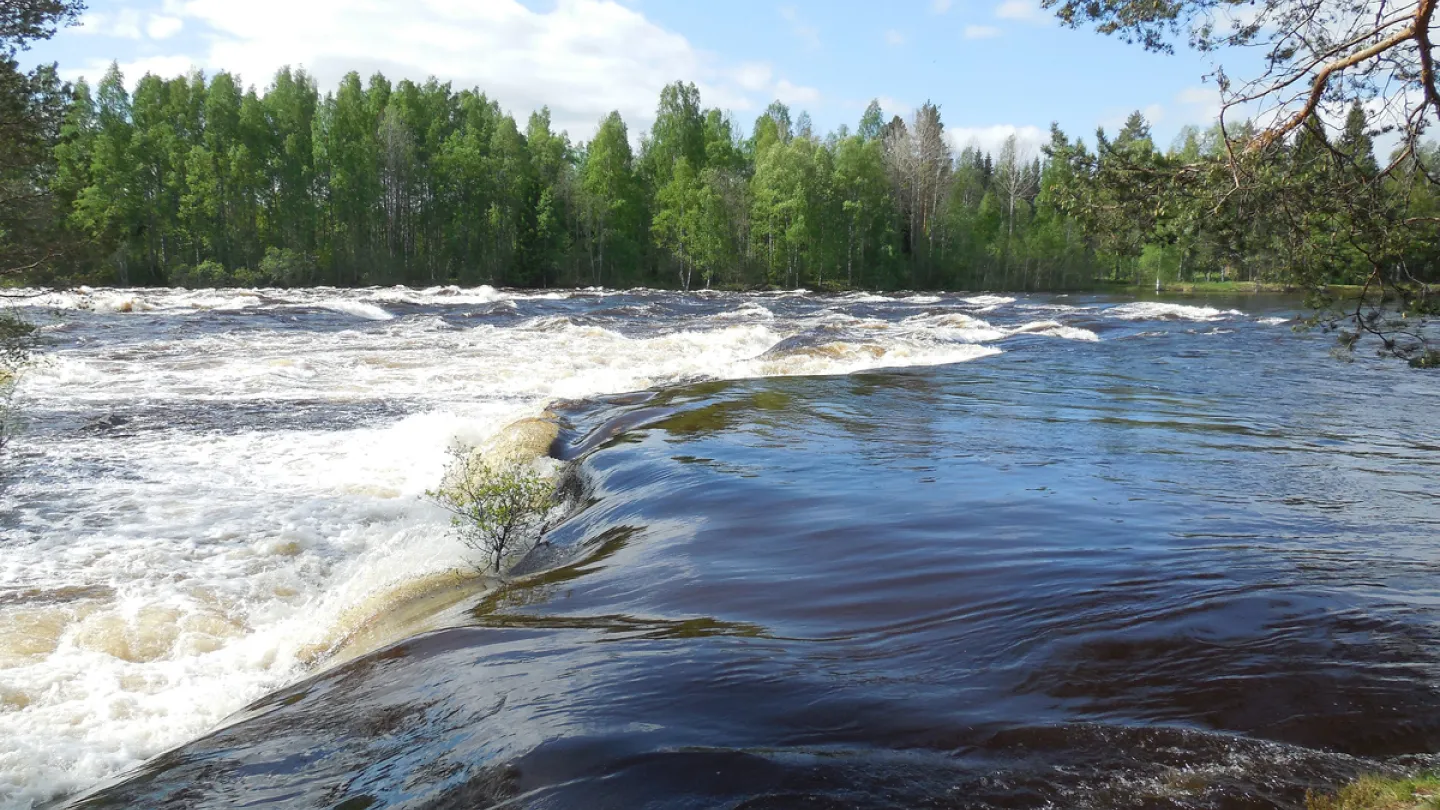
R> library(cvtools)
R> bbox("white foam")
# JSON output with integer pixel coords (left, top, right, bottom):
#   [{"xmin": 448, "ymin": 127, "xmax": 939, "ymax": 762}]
[
  {"xmin": 1006, "ymin": 320, "xmax": 1100, "ymax": 342},
  {"xmin": 313, "ymin": 300, "xmax": 394, "ymax": 321},
  {"xmin": 835, "ymin": 292, "xmax": 894, "ymax": 303},
  {"xmin": 0, "ymin": 409, "xmax": 515, "ymax": 808},
  {"xmin": 896, "ymin": 314, "xmax": 1099, "ymax": 344},
  {"xmin": 962, "ymin": 295, "xmax": 1016, "ymax": 309},
  {"xmin": 1107, "ymin": 302, "xmax": 1242, "ymax": 322},
  {"xmin": 901, "ymin": 312, "xmax": 1007, "ymax": 343},
  {"xmin": 1016, "ymin": 302, "xmax": 1081, "ymax": 313},
  {"xmin": 1033, "ymin": 326, "xmax": 1100, "ymax": 341},
  {"xmin": 7, "ymin": 289, "xmax": 149, "ymax": 313},
  {"xmin": 368, "ymin": 285, "xmax": 508, "ymax": 305},
  {"xmin": 1257, "ymin": 316, "xmax": 1290, "ymax": 326},
  {"xmin": 753, "ymin": 341, "xmax": 1000, "ymax": 376},
  {"xmin": 6, "ymin": 287, "xmax": 1021, "ymax": 806},
  {"xmin": 708, "ymin": 302, "xmax": 776, "ymax": 321},
  {"xmin": 2, "ymin": 285, "xmax": 515, "ymax": 317},
  {"xmin": 183, "ymin": 293, "xmax": 265, "ymax": 311},
  {"xmin": 2, "ymin": 287, "xmax": 270, "ymax": 315},
  {"xmin": 512, "ymin": 291, "xmax": 574, "ymax": 301}
]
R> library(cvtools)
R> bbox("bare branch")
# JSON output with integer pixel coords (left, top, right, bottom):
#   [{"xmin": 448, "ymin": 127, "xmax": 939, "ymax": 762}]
[{"xmin": 1250, "ymin": 22, "xmax": 1420, "ymax": 150}]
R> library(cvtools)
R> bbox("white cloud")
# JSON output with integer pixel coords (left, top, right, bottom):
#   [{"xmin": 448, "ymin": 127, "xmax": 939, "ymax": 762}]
[
  {"xmin": 75, "ymin": 54, "xmax": 198, "ymax": 85},
  {"xmin": 932, "ymin": 0, "xmax": 954, "ymax": 13},
  {"xmin": 1176, "ymin": 86, "xmax": 1217, "ymax": 106},
  {"xmin": 994, "ymin": 0, "xmax": 1050, "ymax": 24},
  {"xmin": 876, "ymin": 96, "xmax": 912, "ymax": 117},
  {"xmin": 946, "ymin": 124, "xmax": 1047, "ymax": 156},
  {"xmin": 63, "ymin": 0, "xmax": 819, "ymax": 142},
  {"xmin": 732, "ymin": 62, "xmax": 773, "ymax": 92},
  {"xmin": 75, "ymin": 9, "xmax": 143, "ymax": 38},
  {"xmin": 964, "ymin": 24, "xmax": 1002, "ymax": 39},
  {"xmin": 1176, "ymin": 85, "xmax": 1222, "ymax": 120},
  {"xmin": 146, "ymin": 15, "xmax": 183, "ymax": 39},
  {"xmin": 775, "ymin": 78, "xmax": 821, "ymax": 106},
  {"xmin": 779, "ymin": 5, "xmax": 821, "ymax": 50},
  {"xmin": 884, "ymin": 29, "xmax": 906, "ymax": 46}
]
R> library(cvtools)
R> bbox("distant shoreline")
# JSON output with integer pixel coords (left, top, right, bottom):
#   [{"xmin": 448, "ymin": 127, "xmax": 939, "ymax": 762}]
[{"xmin": 0, "ymin": 279, "xmax": 1361, "ymax": 297}]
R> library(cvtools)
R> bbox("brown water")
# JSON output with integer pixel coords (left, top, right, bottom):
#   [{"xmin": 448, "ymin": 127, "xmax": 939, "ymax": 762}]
[{"xmin": 10, "ymin": 289, "xmax": 1438, "ymax": 809}]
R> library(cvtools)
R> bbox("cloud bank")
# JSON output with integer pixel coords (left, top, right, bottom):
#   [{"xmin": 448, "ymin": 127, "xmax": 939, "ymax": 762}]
[{"xmin": 67, "ymin": 0, "xmax": 820, "ymax": 141}]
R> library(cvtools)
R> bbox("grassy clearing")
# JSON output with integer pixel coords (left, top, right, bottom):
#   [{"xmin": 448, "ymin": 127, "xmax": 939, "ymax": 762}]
[
  {"xmin": 1114, "ymin": 280, "xmax": 1368, "ymax": 295},
  {"xmin": 1096, "ymin": 280, "xmax": 1381, "ymax": 298},
  {"xmin": 1151, "ymin": 281, "xmax": 1295, "ymax": 294},
  {"xmin": 1307, "ymin": 774, "xmax": 1440, "ymax": 810}
]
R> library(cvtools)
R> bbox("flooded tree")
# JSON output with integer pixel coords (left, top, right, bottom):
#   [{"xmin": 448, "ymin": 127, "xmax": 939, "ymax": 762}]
[{"xmin": 428, "ymin": 447, "xmax": 556, "ymax": 575}]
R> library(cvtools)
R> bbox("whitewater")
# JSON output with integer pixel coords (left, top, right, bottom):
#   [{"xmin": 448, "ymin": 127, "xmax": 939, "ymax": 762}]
[{"xmin": 0, "ymin": 286, "xmax": 1273, "ymax": 807}]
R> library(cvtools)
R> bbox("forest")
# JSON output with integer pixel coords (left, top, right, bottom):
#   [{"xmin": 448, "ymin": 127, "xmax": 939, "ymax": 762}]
[{"xmin": 24, "ymin": 65, "xmax": 1439, "ymax": 293}]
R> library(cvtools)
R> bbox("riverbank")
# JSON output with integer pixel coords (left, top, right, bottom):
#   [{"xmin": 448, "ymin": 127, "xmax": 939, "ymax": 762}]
[
  {"xmin": 1308, "ymin": 774, "xmax": 1440, "ymax": 810},
  {"xmin": 1, "ymin": 278, "xmax": 1359, "ymax": 297},
  {"xmin": 1088, "ymin": 280, "xmax": 1367, "ymax": 296}
]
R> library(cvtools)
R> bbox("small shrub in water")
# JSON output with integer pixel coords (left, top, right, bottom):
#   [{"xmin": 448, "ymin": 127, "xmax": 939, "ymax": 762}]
[{"xmin": 427, "ymin": 446, "xmax": 556, "ymax": 574}]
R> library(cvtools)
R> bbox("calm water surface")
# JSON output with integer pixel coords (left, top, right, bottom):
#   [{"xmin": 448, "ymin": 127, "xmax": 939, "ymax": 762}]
[{"xmin": 2, "ymin": 287, "xmax": 1437, "ymax": 809}]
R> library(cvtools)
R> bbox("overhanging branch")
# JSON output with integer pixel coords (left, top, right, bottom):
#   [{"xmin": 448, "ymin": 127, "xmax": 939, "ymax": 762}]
[{"xmin": 1250, "ymin": 22, "xmax": 1420, "ymax": 150}]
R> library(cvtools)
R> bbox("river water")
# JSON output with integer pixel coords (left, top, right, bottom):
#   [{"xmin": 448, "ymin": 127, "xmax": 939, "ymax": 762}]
[{"xmin": 2, "ymin": 287, "xmax": 1437, "ymax": 809}]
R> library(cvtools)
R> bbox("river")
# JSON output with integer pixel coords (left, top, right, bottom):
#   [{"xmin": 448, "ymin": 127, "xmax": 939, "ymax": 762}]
[{"xmin": 2, "ymin": 286, "xmax": 1437, "ymax": 808}]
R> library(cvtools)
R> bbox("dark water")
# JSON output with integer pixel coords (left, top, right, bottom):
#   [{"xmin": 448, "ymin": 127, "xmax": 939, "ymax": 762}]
[{"xmin": 51, "ymin": 291, "xmax": 1440, "ymax": 809}]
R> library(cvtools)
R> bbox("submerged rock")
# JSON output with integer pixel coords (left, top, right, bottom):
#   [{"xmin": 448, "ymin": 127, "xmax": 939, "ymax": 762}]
[
  {"xmin": 478, "ymin": 415, "xmax": 560, "ymax": 468},
  {"xmin": 82, "ymin": 413, "xmax": 131, "ymax": 432}
]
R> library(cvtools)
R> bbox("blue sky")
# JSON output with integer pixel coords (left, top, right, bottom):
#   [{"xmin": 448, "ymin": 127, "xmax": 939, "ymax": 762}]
[{"xmin": 20, "ymin": 0, "xmax": 1234, "ymax": 156}]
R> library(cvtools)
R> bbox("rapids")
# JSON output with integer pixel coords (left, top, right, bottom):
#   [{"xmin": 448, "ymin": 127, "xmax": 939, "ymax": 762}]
[{"xmin": 0, "ymin": 286, "xmax": 1435, "ymax": 809}]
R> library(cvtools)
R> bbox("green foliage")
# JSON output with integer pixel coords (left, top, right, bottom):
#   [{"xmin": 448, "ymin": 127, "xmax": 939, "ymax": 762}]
[
  {"xmin": 21, "ymin": 66, "xmax": 1121, "ymax": 291},
  {"xmin": 1043, "ymin": 0, "xmax": 1440, "ymax": 360},
  {"xmin": 1, "ymin": 1, "xmax": 85, "ymax": 283},
  {"xmin": 0, "ymin": 0, "xmax": 77, "ymax": 462},
  {"xmin": 651, "ymin": 157, "xmax": 708, "ymax": 290},
  {"xmin": 258, "ymin": 247, "xmax": 317, "ymax": 286},
  {"xmin": 168, "ymin": 259, "xmax": 224, "ymax": 288},
  {"xmin": 858, "ymin": 100, "xmax": 885, "ymax": 143},
  {"xmin": 1305, "ymin": 773, "xmax": 1440, "ymax": 810},
  {"xmin": 22, "ymin": 63, "xmax": 1436, "ymax": 344},
  {"xmin": 643, "ymin": 81, "xmax": 705, "ymax": 189},
  {"xmin": 427, "ymin": 447, "xmax": 556, "ymax": 574},
  {"xmin": 578, "ymin": 111, "xmax": 641, "ymax": 286},
  {"xmin": 1411, "ymin": 350, "xmax": 1440, "ymax": 369}
]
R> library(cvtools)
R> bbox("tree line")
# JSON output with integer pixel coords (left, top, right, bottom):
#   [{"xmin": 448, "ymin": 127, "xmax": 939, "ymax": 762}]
[{"xmin": 11, "ymin": 64, "xmax": 1437, "ymax": 292}]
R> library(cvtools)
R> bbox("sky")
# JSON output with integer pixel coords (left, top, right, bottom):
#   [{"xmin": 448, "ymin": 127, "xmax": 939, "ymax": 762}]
[{"xmin": 19, "ymin": 0, "xmax": 1236, "ymax": 157}]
